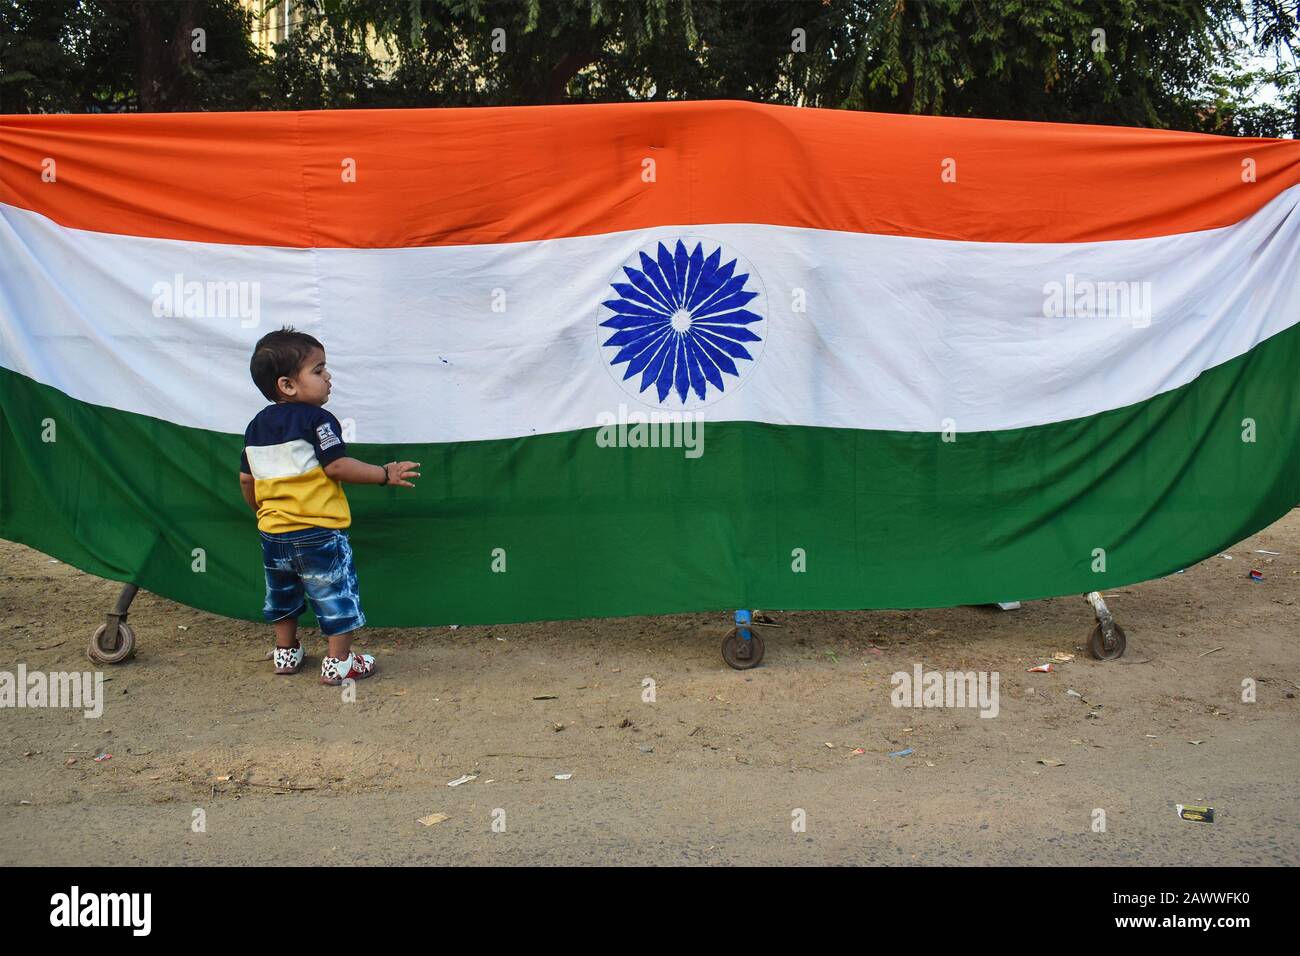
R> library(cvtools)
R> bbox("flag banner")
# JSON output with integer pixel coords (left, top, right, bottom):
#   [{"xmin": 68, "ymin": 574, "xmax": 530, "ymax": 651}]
[{"xmin": 1, "ymin": 102, "xmax": 1298, "ymax": 626}]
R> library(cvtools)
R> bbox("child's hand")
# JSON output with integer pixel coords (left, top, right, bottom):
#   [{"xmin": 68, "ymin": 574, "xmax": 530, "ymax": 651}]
[{"xmin": 384, "ymin": 461, "xmax": 421, "ymax": 488}]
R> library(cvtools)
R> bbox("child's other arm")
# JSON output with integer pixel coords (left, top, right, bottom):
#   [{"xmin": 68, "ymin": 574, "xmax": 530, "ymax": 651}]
[
  {"xmin": 323, "ymin": 458, "xmax": 421, "ymax": 488},
  {"xmin": 238, "ymin": 472, "xmax": 257, "ymax": 511}
]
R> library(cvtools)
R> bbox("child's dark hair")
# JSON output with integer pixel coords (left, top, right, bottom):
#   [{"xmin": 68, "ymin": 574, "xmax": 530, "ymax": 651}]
[{"xmin": 250, "ymin": 327, "xmax": 323, "ymax": 402}]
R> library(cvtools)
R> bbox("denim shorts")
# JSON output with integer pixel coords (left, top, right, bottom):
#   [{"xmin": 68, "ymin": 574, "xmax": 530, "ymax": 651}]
[{"xmin": 261, "ymin": 527, "xmax": 365, "ymax": 637}]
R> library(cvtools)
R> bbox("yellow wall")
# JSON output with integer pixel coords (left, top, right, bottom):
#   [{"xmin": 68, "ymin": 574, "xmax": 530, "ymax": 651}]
[
  {"xmin": 239, "ymin": 0, "xmax": 304, "ymax": 54},
  {"xmin": 239, "ymin": 0, "xmax": 396, "ymax": 67}
]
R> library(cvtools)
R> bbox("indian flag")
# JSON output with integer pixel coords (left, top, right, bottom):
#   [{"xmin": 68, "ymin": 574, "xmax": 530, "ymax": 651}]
[{"xmin": 1, "ymin": 102, "xmax": 1297, "ymax": 626}]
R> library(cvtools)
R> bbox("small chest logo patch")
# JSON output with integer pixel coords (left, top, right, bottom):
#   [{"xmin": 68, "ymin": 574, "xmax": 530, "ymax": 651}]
[{"xmin": 316, "ymin": 422, "xmax": 341, "ymax": 451}]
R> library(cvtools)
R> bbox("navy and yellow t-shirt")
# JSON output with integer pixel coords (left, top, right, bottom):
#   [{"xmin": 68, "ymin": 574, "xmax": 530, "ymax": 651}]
[{"xmin": 240, "ymin": 403, "xmax": 351, "ymax": 534}]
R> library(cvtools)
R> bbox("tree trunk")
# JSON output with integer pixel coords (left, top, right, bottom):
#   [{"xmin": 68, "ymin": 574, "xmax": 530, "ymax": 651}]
[{"xmin": 113, "ymin": 0, "xmax": 199, "ymax": 112}]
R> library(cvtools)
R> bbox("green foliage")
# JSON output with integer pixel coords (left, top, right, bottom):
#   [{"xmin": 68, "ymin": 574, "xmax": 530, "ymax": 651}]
[
  {"xmin": 1, "ymin": 0, "xmax": 1296, "ymax": 135},
  {"xmin": 1, "ymin": 0, "xmax": 271, "ymax": 111}
]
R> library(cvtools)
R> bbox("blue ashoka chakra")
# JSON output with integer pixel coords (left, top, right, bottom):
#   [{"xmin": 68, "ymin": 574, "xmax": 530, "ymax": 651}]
[{"xmin": 599, "ymin": 238, "xmax": 766, "ymax": 407}]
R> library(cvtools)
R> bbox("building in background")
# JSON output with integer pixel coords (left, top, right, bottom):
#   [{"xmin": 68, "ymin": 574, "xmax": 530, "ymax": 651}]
[
  {"xmin": 238, "ymin": 0, "xmax": 397, "ymax": 70},
  {"xmin": 240, "ymin": 0, "xmax": 302, "ymax": 54}
]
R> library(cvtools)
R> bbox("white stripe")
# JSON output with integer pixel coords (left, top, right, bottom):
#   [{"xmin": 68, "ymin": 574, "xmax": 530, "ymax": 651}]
[
  {"xmin": 2, "ymin": 189, "xmax": 1298, "ymax": 443},
  {"xmin": 244, "ymin": 439, "xmax": 320, "ymax": 480}
]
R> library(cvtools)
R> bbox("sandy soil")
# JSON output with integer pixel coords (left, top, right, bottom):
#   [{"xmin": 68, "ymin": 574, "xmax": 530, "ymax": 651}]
[{"xmin": 1, "ymin": 513, "xmax": 1297, "ymax": 866}]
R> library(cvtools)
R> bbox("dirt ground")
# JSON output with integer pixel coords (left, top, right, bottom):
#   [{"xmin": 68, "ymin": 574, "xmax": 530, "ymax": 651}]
[{"xmin": 1, "ymin": 513, "xmax": 1298, "ymax": 867}]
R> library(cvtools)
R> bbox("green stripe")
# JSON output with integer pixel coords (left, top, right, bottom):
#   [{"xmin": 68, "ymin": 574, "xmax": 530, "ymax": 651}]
[{"xmin": 2, "ymin": 325, "xmax": 1298, "ymax": 627}]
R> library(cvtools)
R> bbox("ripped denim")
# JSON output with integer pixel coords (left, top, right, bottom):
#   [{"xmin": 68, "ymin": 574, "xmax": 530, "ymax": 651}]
[{"xmin": 260, "ymin": 527, "xmax": 365, "ymax": 636}]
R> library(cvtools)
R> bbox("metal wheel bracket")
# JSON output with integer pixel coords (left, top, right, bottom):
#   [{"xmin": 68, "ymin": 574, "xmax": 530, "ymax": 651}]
[
  {"xmin": 1084, "ymin": 591, "xmax": 1126, "ymax": 660},
  {"xmin": 88, "ymin": 583, "xmax": 139, "ymax": 665},
  {"xmin": 722, "ymin": 609, "xmax": 766, "ymax": 669}
]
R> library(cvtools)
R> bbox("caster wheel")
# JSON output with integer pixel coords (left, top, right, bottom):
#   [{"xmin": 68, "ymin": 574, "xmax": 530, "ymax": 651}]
[
  {"xmin": 1086, "ymin": 622, "xmax": 1126, "ymax": 661},
  {"xmin": 722, "ymin": 627, "xmax": 765, "ymax": 670},
  {"xmin": 88, "ymin": 621, "xmax": 136, "ymax": 665}
]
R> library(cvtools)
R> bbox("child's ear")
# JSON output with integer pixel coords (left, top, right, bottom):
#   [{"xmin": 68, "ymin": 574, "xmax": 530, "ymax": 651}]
[{"xmin": 277, "ymin": 375, "xmax": 296, "ymax": 397}]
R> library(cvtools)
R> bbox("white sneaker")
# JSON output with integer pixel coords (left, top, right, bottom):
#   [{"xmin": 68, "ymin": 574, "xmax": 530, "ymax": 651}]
[
  {"xmin": 320, "ymin": 652, "xmax": 376, "ymax": 686},
  {"xmin": 273, "ymin": 641, "xmax": 305, "ymax": 675}
]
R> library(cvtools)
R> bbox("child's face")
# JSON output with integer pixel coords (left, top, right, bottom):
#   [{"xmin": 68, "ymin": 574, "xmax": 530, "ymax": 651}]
[{"xmin": 277, "ymin": 347, "xmax": 332, "ymax": 405}]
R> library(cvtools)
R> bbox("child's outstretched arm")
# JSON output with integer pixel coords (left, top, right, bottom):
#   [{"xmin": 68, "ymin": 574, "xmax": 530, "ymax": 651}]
[{"xmin": 324, "ymin": 458, "xmax": 421, "ymax": 488}]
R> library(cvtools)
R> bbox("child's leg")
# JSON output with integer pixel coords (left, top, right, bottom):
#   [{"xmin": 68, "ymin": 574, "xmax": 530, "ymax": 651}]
[
  {"xmin": 262, "ymin": 531, "xmax": 307, "ymax": 675},
  {"xmin": 271, "ymin": 618, "xmax": 306, "ymax": 674},
  {"xmin": 299, "ymin": 531, "xmax": 372, "ymax": 685},
  {"xmin": 326, "ymin": 629, "xmax": 354, "ymax": 660},
  {"xmin": 275, "ymin": 617, "xmax": 299, "ymax": 649}
]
